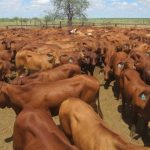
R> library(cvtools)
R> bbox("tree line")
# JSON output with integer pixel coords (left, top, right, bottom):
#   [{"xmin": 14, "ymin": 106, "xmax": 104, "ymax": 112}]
[{"xmin": 0, "ymin": 0, "xmax": 90, "ymax": 26}]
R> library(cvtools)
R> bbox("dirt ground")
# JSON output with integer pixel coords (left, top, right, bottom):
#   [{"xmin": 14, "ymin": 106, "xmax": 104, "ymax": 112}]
[{"xmin": 0, "ymin": 67, "xmax": 150, "ymax": 150}]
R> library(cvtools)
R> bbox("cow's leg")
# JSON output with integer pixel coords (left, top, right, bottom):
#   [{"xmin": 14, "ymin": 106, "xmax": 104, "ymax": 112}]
[
  {"xmin": 104, "ymin": 73, "xmax": 114, "ymax": 89},
  {"xmin": 117, "ymin": 78, "xmax": 122, "ymax": 100},
  {"xmin": 121, "ymin": 95, "xmax": 126, "ymax": 119},
  {"xmin": 114, "ymin": 77, "xmax": 120, "ymax": 100},
  {"xmin": 142, "ymin": 120, "xmax": 148, "ymax": 137},
  {"xmin": 130, "ymin": 105, "xmax": 138, "ymax": 138},
  {"xmin": 89, "ymin": 91, "xmax": 103, "ymax": 119},
  {"xmin": 104, "ymin": 79, "xmax": 112, "ymax": 89},
  {"xmin": 89, "ymin": 65, "xmax": 95, "ymax": 76},
  {"xmin": 81, "ymin": 65, "xmax": 88, "ymax": 74},
  {"xmin": 25, "ymin": 68, "xmax": 30, "ymax": 76},
  {"xmin": 96, "ymin": 92, "xmax": 103, "ymax": 119},
  {"xmin": 90, "ymin": 101, "xmax": 103, "ymax": 119},
  {"xmin": 17, "ymin": 66, "xmax": 25, "ymax": 76}
]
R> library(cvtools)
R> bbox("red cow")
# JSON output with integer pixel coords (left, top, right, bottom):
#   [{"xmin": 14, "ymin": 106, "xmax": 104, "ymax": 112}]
[
  {"xmin": 119, "ymin": 69, "xmax": 150, "ymax": 137},
  {"xmin": 130, "ymin": 51, "xmax": 150, "ymax": 85},
  {"xmin": 103, "ymin": 49, "xmax": 116, "ymax": 82},
  {"xmin": 0, "ymin": 75, "xmax": 101, "ymax": 116},
  {"xmin": 59, "ymin": 98, "xmax": 149, "ymax": 150},
  {"xmin": 13, "ymin": 107, "xmax": 79, "ymax": 150},
  {"xmin": 11, "ymin": 64, "xmax": 81, "ymax": 85}
]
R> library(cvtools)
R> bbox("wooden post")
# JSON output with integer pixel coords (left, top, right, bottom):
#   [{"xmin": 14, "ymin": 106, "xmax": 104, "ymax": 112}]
[
  {"xmin": 45, "ymin": 20, "xmax": 48, "ymax": 29},
  {"xmin": 40, "ymin": 20, "xmax": 42, "ymax": 28},
  {"xmin": 59, "ymin": 21, "xmax": 62, "ymax": 28},
  {"xmin": 81, "ymin": 21, "xmax": 84, "ymax": 26},
  {"xmin": 21, "ymin": 19, "xmax": 22, "ymax": 27}
]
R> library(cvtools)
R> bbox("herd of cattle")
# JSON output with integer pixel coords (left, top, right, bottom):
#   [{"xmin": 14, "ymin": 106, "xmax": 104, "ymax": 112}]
[{"xmin": 0, "ymin": 26, "xmax": 150, "ymax": 150}]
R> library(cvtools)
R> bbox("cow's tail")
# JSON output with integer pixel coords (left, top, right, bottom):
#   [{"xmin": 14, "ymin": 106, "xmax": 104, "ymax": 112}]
[{"xmin": 96, "ymin": 91, "xmax": 103, "ymax": 119}]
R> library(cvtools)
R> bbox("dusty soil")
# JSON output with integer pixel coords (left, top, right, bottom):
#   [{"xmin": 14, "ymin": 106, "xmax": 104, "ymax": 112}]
[{"xmin": 0, "ymin": 67, "xmax": 149, "ymax": 150}]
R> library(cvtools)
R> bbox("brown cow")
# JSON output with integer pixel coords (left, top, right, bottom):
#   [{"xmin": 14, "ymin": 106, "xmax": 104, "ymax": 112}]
[
  {"xmin": 15, "ymin": 50, "xmax": 55, "ymax": 74},
  {"xmin": 59, "ymin": 98, "xmax": 149, "ymax": 150},
  {"xmin": 0, "ymin": 75, "xmax": 101, "ymax": 116},
  {"xmin": 130, "ymin": 51, "xmax": 150, "ymax": 85},
  {"xmin": 13, "ymin": 107, "xmax": 79, "ymax": 150},
  {"xmin": 0, "ymin": 49, "xmax": 14, "ymax": 62},
  {"xmin": 103, "ymin": 48, "xmax": 116, "ymax": 81},
  {"xmin": 0, "ymin": 40, "xmax": 6, "ymax": 51},
  {"xmin": 1, "ymin": 38, "xmax": 15, "ymax": 50},
  {"xmin": 11, "ymin": 64, "xmax": 81, "ymax": 85},
  {"xmin": 111, "ymin": 52, "xmax": 128, "ymax": 78},
  {"xmin": 80, "ymin": 50, "xmax": 98, "ymax": 75},
  {"xmin": 0, "ymin": 60, "xmax": 15, "ymax": 81},
  {"xmin": 119, "ymin": 69, "xmax": 150, "ymax": 136},
  {"xmin": 56, "ymin": 51, "xmax": 82, "ymax": 66}
]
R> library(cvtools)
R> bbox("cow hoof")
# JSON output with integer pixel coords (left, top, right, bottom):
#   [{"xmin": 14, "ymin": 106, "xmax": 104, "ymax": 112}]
[
  {"xmin": 130, "ymin": 131, "xmax": 136, "ymax": 138},
  {"xmin": 121, "ymin": 111, "xmax": 126, "ymax": 119},
  {"xmin": 130, "ymin": 125, "xmax": 136, "ymax": 138}
]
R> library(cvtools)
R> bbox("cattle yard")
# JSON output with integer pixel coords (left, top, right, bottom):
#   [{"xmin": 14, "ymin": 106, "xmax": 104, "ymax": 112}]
[{"xmin": 0, "ymin": 26, "xmax": 150, "ymax": 149}]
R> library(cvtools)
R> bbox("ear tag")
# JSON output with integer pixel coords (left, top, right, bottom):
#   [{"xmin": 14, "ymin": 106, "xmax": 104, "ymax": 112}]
[
  {"xmin": 118, "ymin": 63, "xmax": 124, "ymax": 69},
  {"xmin": 140, "ymin": 93, "xmax": 146, "ymax": 101}
]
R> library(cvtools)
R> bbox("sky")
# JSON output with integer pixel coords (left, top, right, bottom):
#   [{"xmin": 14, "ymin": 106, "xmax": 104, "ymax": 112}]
[{"xmin": 0, "ymin": 0, "xmax": 150, "ymax": 18}]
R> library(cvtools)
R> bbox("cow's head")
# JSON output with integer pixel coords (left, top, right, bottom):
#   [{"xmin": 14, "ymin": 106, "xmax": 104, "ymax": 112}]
[
  {"xmin": 129, "ymin": 51, "xmax": 146, "ymax": 70},
  {"xmin": 47, "ymin": 53, "xmax": 55, "ymax": 64},
  {"xmin": 2, "ymin": 39, "xmax": 15, "ymax": 51},
  {"xmin": 59, "ymin": 55, "xmax": 75, "ymax": 65},
  {"xmin": 81, "ymin": 56, "xmax": 91, "ymax": 65},
  {"xmin": 116, "ymin": 45, "xmax": 122, "ymax": 52},
  {"xmin": 103, "ymin": 65, "xmax": 111, "ymax": 81},
  {"xmin": 123, "ymin": 44, "xmax": 132, "ymax": 54},
  {"xmin": 116, "ymin": 58, "xmax": 134, "ymax": 71},
  {"xmin": 135, "ymin": 89, "xmax": 150, "ymax": 121},
  {"xmin": 135, "ymin": 54, "xmax": 146, "ymax": 70}
]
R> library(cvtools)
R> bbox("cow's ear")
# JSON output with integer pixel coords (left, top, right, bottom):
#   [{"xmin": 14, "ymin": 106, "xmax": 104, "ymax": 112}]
[
  {"xmin": 27, "ymin": 55, "xmax": 32, "ymax": 57},
  {"xmin": 11, "ymin": 41, "xmax": 15, "ymax": 44},
  {"xmin": 136, "ymin": 54, "xmax": 142, "ymax": 61},
  {"xmin": 1, "ymin": 41, "xmax": 6, "ymax": 45}
]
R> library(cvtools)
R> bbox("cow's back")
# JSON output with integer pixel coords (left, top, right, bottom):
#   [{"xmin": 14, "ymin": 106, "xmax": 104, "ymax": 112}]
[{"xmin": 13, "ymin": 107, "xmax": 79, "ymax": 150}]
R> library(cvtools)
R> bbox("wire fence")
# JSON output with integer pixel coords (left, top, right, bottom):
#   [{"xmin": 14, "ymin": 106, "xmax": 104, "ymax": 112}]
[{"xmin": 0, "ymin": 18, "xmax": 150, "ymax": 29}]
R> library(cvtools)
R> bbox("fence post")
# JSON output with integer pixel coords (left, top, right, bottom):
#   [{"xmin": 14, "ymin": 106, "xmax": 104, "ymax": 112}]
[
  {"xmin": 59, "ymin": 21, "xmax": 62, "ymax": 28},
  {"xmin": 45, "ymin": 20, "xmax": 48, "ymax": 29},
  {"xmin": 40, "ymin": 20, "xmax": 42, "ymax": 28},
  {"xmin": 21, "ymin": 19, "xmax": 22, "ymax": 27},
  {"xmin": 34, "ymin": 20, "xmax": 36, "ymax": 26},
  {"xmin": 82, "ymin": 21, "xmax": 84, "ymax": 26}
]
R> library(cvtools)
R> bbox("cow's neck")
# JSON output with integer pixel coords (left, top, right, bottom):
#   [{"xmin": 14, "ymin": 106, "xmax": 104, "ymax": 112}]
[{"xmin": 3, "ymin": 83, "xmax": 25, "ymax": 112}]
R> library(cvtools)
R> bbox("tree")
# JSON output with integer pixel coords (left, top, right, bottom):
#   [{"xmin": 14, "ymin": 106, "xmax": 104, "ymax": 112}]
[
  {"xmin": 44, "ymin": 11, "xmax": 55, "ymax": 22},
  {"xmin": 51, "ymin": 0, "xmax": 89, "ymax": 26}
]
